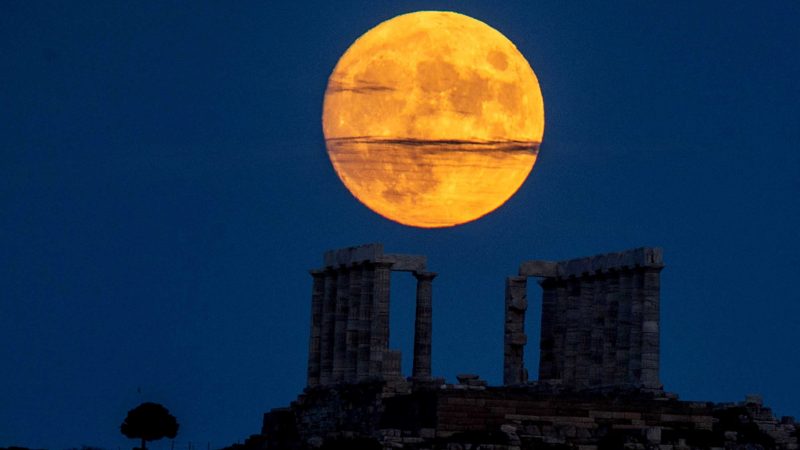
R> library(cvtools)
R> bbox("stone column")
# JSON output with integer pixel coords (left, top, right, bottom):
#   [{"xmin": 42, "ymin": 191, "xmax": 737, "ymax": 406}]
[
  {"xmin": 629, "ymin": 270, "xmax": 644, "ymax": 385},
  {"xmin": 412, "ymin": 271, "xmax": 436, "ymax": 380},
  {"xmin": 306, "ymin": 270, "xmax": 325, "ymax": 387},
  {"xmin": 575, "ymin": 276, "xmax": 593, "ymax": 388},
  {"xmin": 537, "ymin": 278, "xmax": 557, "ymax": 381},
  {"xmin": 641, "ymin": 266, "xmax": 663, "ymax": 388},
  {"xmin": 503, "ymin": 276, "xmax": 528, "ymax": 385},
  {"xmin": 344, "ymin": 266, "xmax": 361, "ymax": 383},
  {"xmin": 332, "ymin": 268, "xmax": 349, "ymax": 382},
  {"xmin": 356, "ymin": 266, "xmax": 374, "ymax": 382},
  {"xmin": 319, "ymin": 270, "xmax": 337, "ymax": 385},
  {"xmin": 602, "ymin": 273, "xmax": 620, "ymax": 386},
  {"xmin": 554, "ymin": 280, "xmax": 569, "ymax": 381},
  {"xmin": 616, "ymin": 270, "xmax": 633, "ymax": 386},
  {"xmin": 563, "ymin": 278, "xmax": 581, "ymax": 385},
  {"xmin": 589, "ymin": 276, "xmax": 605, "ymax": 387},
  {"xmin": 369, "ymin": 262, "xmax": 392, "ymax": 378}
]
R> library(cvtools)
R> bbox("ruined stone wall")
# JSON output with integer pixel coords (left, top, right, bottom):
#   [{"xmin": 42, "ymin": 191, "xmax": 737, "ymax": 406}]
[
  {"xmin": 506, "ymin": 247, "xmax": 664, "ymax": 390},
  {"xmin": 307, "ymin": 244, "xmax": 435, "ymax": 388},
  {"xmin": 249, "ymin": 385, "xmax": 799, "ymax": 450}
]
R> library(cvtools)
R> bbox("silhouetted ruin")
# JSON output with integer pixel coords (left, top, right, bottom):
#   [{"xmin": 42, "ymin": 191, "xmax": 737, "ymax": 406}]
[
  {"xmin": 306, "ymin": 244, "xmax": 435, "ymax": 388},
  {"xmin": 504, "ymin": 248, "xmax": 663, "ymax": 389},
  {"xmin": 227, "ymin": 244, "xmax": 799, "ymax": 450}
]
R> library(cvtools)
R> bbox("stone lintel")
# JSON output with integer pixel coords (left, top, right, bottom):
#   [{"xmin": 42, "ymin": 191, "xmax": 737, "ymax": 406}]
[
  {"xmin": 519, "ymin": 260, "xmax": 559, "ymax": 277},
  {"xmin": 319, "ymin": 243, "xmax": 427, "ymax": 272},
  {"xmin": 379, "ymin": 254, "xmax": 427, "ymax": 273},
  {"xmin": 520, "ymin": 247, "xmax": 664, "ymax": 279},
  {"xmin": 323, "ymin": 243, "xmax": 384, "ymax": 267}
]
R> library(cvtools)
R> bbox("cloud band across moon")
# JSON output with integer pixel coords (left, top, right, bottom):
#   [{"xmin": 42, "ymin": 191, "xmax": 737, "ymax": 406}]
[
  {"xmin": 326, "ymin": 137, "xmax": 540, "ymax": 154},
  {"xmin": 327, "ymin": 137, "xmax": 538, "ymax": 227}
]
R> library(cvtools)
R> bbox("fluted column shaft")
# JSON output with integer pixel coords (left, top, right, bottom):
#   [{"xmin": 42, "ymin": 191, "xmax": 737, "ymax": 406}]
[
  {"xmin": 369, "ymin": 262, "xmax": 392, "ymax": 377},
  {"xmin": 332, "ymin": 269, "xmax": 349, "ymax": 382},
  {"xmin": 641, "ymin": 266, "xmax": 662, "ymax": 388},
  {"xmin": 503, "ymin": 276, "xmax": 528, "ymax": 385},
  {"xmin": 412, "ymin": 272, "xmax": 436, "ymax": 380},
  {"xmin": 306, "ymin": 271, "xmax": 325, "ymax": 387},
  {"xmin": 319, "ymin": 270, "xmax": 337, "ymax": 385},
  {"xmin": 344, "ymin": 266, "xmax": 361, "ymax": 383}
]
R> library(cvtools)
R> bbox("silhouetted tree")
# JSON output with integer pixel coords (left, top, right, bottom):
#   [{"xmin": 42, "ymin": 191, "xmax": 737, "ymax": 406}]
[{"xmin": 120, "ymin": 402, "xmax": 179, "ymax": 450}]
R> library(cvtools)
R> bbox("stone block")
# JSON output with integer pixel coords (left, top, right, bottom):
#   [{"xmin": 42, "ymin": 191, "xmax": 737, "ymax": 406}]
[
  {"xmin": 519, "ymin": 260, "xmax": 559, "ymax": 277},
  {"xmin": 324, "ymin": 243, "xmax": 384, "ymax": 267},
  {"xmin": 745, "ymin": 394, "xmax": 764, "ymax": 406},
  {"xmin": 507, "ymin": 333, "xmax": 527, "ymax": 346},
  {"xmin": 645, "ymin": 427, "xmax": 662, "ymax": 443},
  {"xmin": 379, "ymin": 253, "xmax": 427, "ymax": 272}
]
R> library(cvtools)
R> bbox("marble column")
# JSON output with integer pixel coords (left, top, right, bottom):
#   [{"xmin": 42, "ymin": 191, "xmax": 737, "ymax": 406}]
[
  {"xmin": 629, "ymin": 270, "xmax": 644, "ymax": 385},
  {"xmin": 412, "ymin": 271, "xmax": 436, "ymax": 380},
  {"xmin": 616, "ymin": 270, "xmax": 633, "ymax": 385},
  {"xmin": 589, "ymin": 276, "xmax": 605, "ymax": 387},
  {"xmin": 332, "ymin": 268, "xmax": 349, "ymax": 382},
  {"xmin": 369, "ymin": 262, "xmax": 392, "ymax": 378},
  {"xmin": 602, "ymin": 273, "xmax": 620, "ymax": 386},
  {"xmin": 641, "ymin": 266, "xmax": 662, "ymax": 388},
  {"xmin": 575, "ymin": 276, "xmax": 593, "ymax": 388},
  {"xmin": 344, "ymin": 266, "xmax": 361, "ymax": 383},
  {"xmin": 563, "ymin": 278, "xmax": 580, "ymax": 385},
  {"xmin": 503, "ymin": 276, "xmax": 528, "ymax": 385},
  {"xmin": 306, "ymin": 270, "xmax": 325, "ymax": 387},
  {"xmin": 319, "ymin": 270, "xmax": 337, "ymax": 385},
  {"xmin": 537, "ymin": 278, "xmax": 557, "ymax": 381},
  {"xmin": 554, "ymin": 280, "xmax": 568, "ymax": 381},
  {"xmin": 356, "ymin": 266, "xmax": 374, "ymax": 381}
]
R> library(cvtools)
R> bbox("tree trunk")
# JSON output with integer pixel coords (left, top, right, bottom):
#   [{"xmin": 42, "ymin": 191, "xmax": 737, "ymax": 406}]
[{"xmin": 141, "ymin": 437, "xmax": 146, "ymax": 450}]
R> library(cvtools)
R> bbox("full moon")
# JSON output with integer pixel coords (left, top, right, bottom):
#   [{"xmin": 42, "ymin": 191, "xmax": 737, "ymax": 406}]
[{"xmin": 323, "ymin": 11, "xmax": 544, "ymax": 228}]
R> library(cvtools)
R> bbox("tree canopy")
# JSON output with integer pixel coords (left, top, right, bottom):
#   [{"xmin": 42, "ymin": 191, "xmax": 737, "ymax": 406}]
[{"xmin": 120, "ymin": 402, "xmax": 179, "ymax": 449}]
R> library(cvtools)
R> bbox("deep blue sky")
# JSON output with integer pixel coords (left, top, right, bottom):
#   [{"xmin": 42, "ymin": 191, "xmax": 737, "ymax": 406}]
[{"xmin": 2, "ymin": 1, "xmax": 799, "ymax": 448}]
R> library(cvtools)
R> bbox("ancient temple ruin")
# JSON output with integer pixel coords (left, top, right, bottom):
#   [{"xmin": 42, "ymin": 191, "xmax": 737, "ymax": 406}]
[
  {"xmin": 227, "ymin": 244, "xmax": 799, "ymax": 450},
  {"xmin": 306, "ymin": 244, "xmax": 436, "ymax": 387},
  {"xmin": 504, "ymin": 247, "xmax": 663, "ymax": 389}
]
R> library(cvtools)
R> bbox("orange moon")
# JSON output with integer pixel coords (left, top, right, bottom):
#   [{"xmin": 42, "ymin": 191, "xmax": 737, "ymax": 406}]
[{"xmin": 322, "ymin": 11, "xmax": 544, "ymax": 228}]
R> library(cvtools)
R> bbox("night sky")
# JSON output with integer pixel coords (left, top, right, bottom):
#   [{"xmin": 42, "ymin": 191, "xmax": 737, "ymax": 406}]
[{"xmin": 2, "ymin": 1, "xmax": 799, "ymax": 449}]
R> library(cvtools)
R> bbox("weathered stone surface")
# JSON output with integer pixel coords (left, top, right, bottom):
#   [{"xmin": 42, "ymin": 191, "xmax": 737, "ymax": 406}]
[
  {"xmin": 323, "ymin": 243, "xmax": 384, "ymax": 268},
  {"xmin": 379, "ymin": 253, "xmax": 427, "ymax": 272},
  {"xmin": 245, "ymin": 244, "xmax": 797, "ymax": 450},
  {"xmin": 412, "ymin": 271, "xmax": 435, "ymax": 380},
  {"xmin": 525, "ymin": 248, "xmax": 665, "ymax": 390},
  {"xmin": 309, "ymin": 245, "xmax": 437, "ymax": 387},
  {"xmin": 234, "ymin": 384, "xmax": 799, "ymax": 450},
  {"xmin": 518, "ymin": 260, "xmax": 558, "ymax": 277},
  {"xmin": 504, "ymin": 276, "xmax": 528, "ymax": 386}
]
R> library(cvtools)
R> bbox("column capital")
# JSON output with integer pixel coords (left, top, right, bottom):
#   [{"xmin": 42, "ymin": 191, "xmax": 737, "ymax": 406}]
[{"xmin": 414, "ymin": 271, "xmax": 437, "ymax": 281}]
